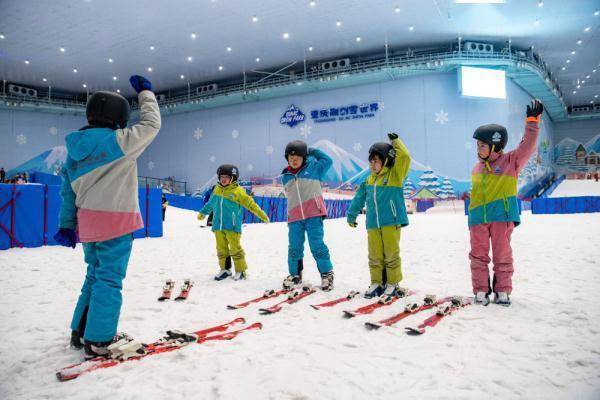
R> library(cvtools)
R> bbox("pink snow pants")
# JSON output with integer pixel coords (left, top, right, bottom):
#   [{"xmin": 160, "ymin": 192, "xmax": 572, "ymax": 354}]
[{"xmin": 469, "ymin": 221, "xmax": 515, "ymax": 294}]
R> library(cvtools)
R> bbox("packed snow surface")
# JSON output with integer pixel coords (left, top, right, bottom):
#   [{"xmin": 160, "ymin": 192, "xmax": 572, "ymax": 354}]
[
  {"xmin": 1, "ymin": 207, "xmax": 599, "ymax": 399},
  {"xmin": 549, "ymin": 179, "xmax": 600, "ymax": 198}
]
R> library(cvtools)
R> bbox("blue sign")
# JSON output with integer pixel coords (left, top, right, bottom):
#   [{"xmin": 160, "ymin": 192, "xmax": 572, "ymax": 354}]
[
  {"xmin": 280, "ymin": 104, "xmax": 306, "ymax": 127},
  {"xmin": 310, "ymin": 102, "xmax": 379, "ymax": 123}
]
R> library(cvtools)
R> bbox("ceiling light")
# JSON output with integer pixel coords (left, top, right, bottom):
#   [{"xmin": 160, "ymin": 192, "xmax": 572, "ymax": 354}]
[
  {"xmin": 595, "ymin": 10, "xmax": 599, "ymax": 16},
  {"xmin": 395, "ymin": 6, "xmax": 400, "ymax": 13},
  {"xmin": 571, "ymin": 51, "xmax": 576, "ymax": 55},
  {"xmin": 577, "ymin": 85, "xmax": 581, "ymax": 88},
  {"xmin": 336, "ymin": 20, "xmax": 341, "ymax": 27},
  {"xmin": 149, "ymin": 45, "xmax": 155, "ymax": 51},
  {"xmin": 409, "ymin": 25, "xmax": 414, "ymax": 31},
  {"xmin": 83, "ymin": 84, "xmax": 87, "ymax": 88},
  {"xmin": 538, "ymin": 0, "xmax": 543, "ymax": 7},
  {"xmin": 187, "ymin": 56, "xmax": 193, "ymax": 61},
  {"xmin": 73, "ymin": 68, "xmax": 78, "ymax": 73},
  {"xmin": 59, "ymin": 47, "xmax": 65, "ymax": 53},
  {"xmin": 255, "ymin": 57, "xmax": 260, "ymax": 62},
  {"xmin": 113, "ymin": 76, "xmax": 117, "ymax": 81},
  {"xmin": 561, "ymin": 66, "xmax": 566, "ymax": 70},
  {"xmin": 42, "ymin": 78, "xmax": 47, "ymax": 82},
  {"xmin": 595, "ymin": 95, "xmax": 599, "ymax": 98},
  {"xmin": 147, "ymin": 67, "xmax": 153, "ymax": 72},
  {"xmin": 226, "ymin": 47, "xmax": 232, "ymax": 52},
  {"xmin": 584, "ymin": 26, "xmax": 591, "ymax": 32},
  {"xmin": 0, "ymin": 33, "xmax": 5, "ymax": 39},
  {"xmin": 282, "ymin": 32, "xmax": 289, "ymax": 39},
  {"xmin": 534, "ymin": 19, "xmax": 540, "ymax": 26},
  {"xmin": 355, "ymin": 36, "xmax": 361, "ymax": 42},
  {"xmin": 582, "ymin": 80, "xmax": 585, "ymax": 84},
  {"xmin": 117, "ymin": 89, "xmax": 120, "ymax": 93},
  {"xmin": 577, "ymin": 40, "xmax": 582, "ymax": 45},
  {"xmin": 310, "ymin": 0, "xmax": 315, "ymax": 6},
  {"xmin": 190, "ymin": 33, "xmax": 196, "ymax": 39},
  {"xmin": 218, "ymin": 65, "xmax": 223, "ymax": 71},
  {"xmin": 586, "ymin": 75, "xmax": 591, "ymax": 78},
  {"xmin": 593, "ymin": 69, "xmax": 597, "ymax": 73},
  {"xmin": 108, "ymin": 58, "xmax": 114, "ymax": 63},
  {"xmin": 24, "ymin": 60, "xmax": 30, "ymax": 64},
  {"xmin": 566, "ymin": 59, "xmax": 571, "ymax": 63},
  {"xmin": 308, "ymin": 46, "xmax": 313, "ymax": 51},
  {"xmin": 180, "ymin": 74, "xmax": 185, "ymax": 79},
  {"xmin": 252, "ymin": 15, "xmax": 258, "ymax": 22},
  {"xmin": 572, "ymin": 90, "xmax": 576, "ymax": 94}
]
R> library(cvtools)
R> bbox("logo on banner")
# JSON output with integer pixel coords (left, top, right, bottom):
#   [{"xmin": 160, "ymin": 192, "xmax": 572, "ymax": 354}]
[
  {"xmin": 310, "ymin": 102, "xmax": 380, "ymax": 124},
  {"xmin": 280, "ymin": 104, "xmax": 306, "ymax": 128}
]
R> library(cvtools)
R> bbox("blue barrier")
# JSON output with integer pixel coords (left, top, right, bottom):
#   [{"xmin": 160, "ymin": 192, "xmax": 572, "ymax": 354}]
[
  {"xmin": 531, "ymin": 196, "xmax": 600, "ymax": 214},
  {"xmin": 164, "ymin": 193, "xmax": 204, "ymax": 211},
  {"xmin": 0, "ymin": 184, "xmax": 163, "ymax": 251}
]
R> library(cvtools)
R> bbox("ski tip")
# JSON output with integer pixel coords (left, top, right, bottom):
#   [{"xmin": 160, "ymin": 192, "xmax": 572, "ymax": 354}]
[
  {"xmin": 364, "ymin": 322, "xmax": 382, "ymax": 330},
  {"xmin": 56, "ymin": 372, "xmax": 74, "ymax": 382},
  {"xmin": 342, "ymin": 311, "xmax": 356, "ymax": 319},
  {"xmin": 310, "ymin": 305, "xmax": 320, "ymax": 310},
  {"xmin": 249, "ymin": 322, "xmax": 263, "ymax": 329},
  {"xmin": 405, "ymin": 327, "xmax": 424, "ymax": 336},
  {"xmin": 226, "ymin": 305, "xmax": 238, "ymax": 310},
  {"xmin": 233, "ymin": 317, "xmax": 246, "ymax": 324}
]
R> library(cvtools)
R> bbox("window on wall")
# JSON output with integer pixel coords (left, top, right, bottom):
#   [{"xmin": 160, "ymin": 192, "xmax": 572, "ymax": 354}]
[{"xmin": 459, "ymin": 66, "xmax": 506, "ymax": 99}]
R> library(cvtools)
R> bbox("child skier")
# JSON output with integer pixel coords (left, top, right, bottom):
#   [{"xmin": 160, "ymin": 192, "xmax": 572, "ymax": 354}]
[
  {"xmin": 468, "ymin": 100, "xmax": 544, "ymax": 306},
  {"xmin": 197, "ymin": 164, "xmax": 269, "ymax": 281},
  {"xmin": 346, "ymin": 133, "xmax": 411, "ymax": 298},
  {"xmin": 54, "ymin": 75, "xmax": 160, "ymax": 359},
  {"xmin": 281, "ymin": 140, "xmax": 334, "ymax": 291}
]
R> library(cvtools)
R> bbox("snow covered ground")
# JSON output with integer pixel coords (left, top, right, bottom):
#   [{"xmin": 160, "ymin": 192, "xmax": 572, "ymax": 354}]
[
  {"xmin": 549, "ymin": 179, "xmax": 600, "ymax": 197},
  {"xmin": 1, "ymin": 207, "xmax": 599, "ymax": 399}
]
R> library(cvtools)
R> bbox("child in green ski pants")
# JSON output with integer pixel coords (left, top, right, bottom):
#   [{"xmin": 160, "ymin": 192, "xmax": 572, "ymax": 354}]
[{"xmin": 347, "ymin": 132, "xmax": 411, "ymax": 299}]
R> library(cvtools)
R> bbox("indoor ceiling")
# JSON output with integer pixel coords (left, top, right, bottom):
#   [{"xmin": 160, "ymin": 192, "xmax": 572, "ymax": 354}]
[{"xmin": 0, "ymin": 0, "xmax": 598, "ymax": 106}]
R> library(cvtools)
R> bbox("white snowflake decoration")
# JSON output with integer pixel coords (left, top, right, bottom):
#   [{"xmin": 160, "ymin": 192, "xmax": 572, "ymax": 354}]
[
  {"xmin": 299, "ymin": 124, "xmax": 312, "ymax": 139},
  {"xmin": 379, "ymin": 101, "xmax": 385, "ymax": 110},
  {"xmin": 49, "ymin": 127, "xmax": 58, "ymax": 136},
  {"xmin": 231, "ymin": 129, "xmax": 240, "ymax": 139},
  {"xmin": 209, "ymin": 155, "xmax": 216, "ymax": 163},
  {"xmin": 193, "ymin": 128, "xmax": 203, "ymax": 140},
  {"xmin": 435, "ymin": 109, "xmax": 449, "ymax": 125},
  {"xmin": 16, "ymin": 134, "xmax": 27, "ymax": 145},
  {"xmin": 247, "ymin": 164, "xmax": 254, "ymax": 171},
  {"xmin": 265, "ymin": 145, "xmax": 274, "ymax": 155},
  {"xmin": 353, "ymin": 142, "xmax": 362, "ymax": 152},
  {"xmin": 147, "ymin": 161, "xmax": 155, "ymax": 170}
]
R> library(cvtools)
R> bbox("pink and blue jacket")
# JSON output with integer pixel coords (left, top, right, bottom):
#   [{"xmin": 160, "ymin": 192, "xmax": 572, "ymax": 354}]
[
  {"xmin": 281, "ymin": 148, "xmax": 332, "ymax": 223},
  {"xmin": 468, "ymin": 117, "xmax": 540, "ymax": 227},
  {"xmin": 58, "ymin": 91, "xmax": 161, "ymax": 242}
]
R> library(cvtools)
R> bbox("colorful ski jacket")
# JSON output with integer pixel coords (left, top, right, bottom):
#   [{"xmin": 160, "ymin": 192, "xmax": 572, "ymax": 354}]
[
  {"xmin": 468, "ymin": 117, "xmax": 540, "ymax": 227},
  {"xmin": 347, "ymin": 138, "xmax": 411, "ymax": 229},
  {"xmin": 281, "ymin": 148, "xmax": 332, "ymax": 223},
  {"xmin": 58, "ymin": 90, "xmax": 161, "ymax": 242},
  {"xmin": 199, "ymin": 182, "xmax": 268, "ymax": 233}
]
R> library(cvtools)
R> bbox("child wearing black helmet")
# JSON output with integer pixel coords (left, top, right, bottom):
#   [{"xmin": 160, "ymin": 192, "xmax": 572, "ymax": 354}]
[
  {"xmin": 54, "ymin": 75, "xmax": 160, "ymax": 359},
  {"xmin": 468, "ymin": 100, "xmax": 544, "ymax": 306},
  {"xmin": 346, "ymin": 133, "xmax": 412, "ymax": 299},
  {"xmin": 197, "ymin": 164, "xmax": 269, "ymax": 281},
  {"xmin": 281, "ymin": 140, "xmax": 334, "ymax": 291}
]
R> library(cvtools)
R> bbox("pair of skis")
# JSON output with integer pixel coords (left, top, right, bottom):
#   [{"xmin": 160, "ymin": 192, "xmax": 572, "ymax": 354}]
[
  {"xmin": 158, "ymin": 279, "xmax": 194, "ymax": 301},
  {"xmin": 225, "ymin": 286, "xmax": 318, "ymax": 314},
  {"xmin": 56, "ymin": 318, "xmax": 261, "ymax": 381}
]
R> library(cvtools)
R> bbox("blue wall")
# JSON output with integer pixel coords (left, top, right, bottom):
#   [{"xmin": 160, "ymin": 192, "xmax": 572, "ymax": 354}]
[{"xmin": 0, "ymin": 71, "xmax": 555, "ymax": 193}]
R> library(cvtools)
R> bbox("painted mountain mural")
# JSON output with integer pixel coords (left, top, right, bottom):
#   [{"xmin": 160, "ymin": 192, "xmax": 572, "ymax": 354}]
[{"xmin": 7, "ymin": 146, "xmax": 67, "ymax": 178}]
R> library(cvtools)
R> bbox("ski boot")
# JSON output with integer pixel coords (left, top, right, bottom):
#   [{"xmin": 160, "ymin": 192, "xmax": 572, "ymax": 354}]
[
  {"xmin": 494, "ymin": 292, "xmax": 511, "ymax": 307},
  {"xmin": 282, "ymin": 274, "xmax": 302, "ymax": 290},
  {"xmin": 214, "ymin": 269, "xmax": 232, "ymax": 281},
  {"xmin": 233, "ymin": 271, "xmax": 247, "ymax": 281},
  {"xmin": 84, "ymin": 333, "xmax": 144, "ymax": 360},
  {"xmin": 364, "ymin": 283, "xmax": 384, "ymax": 299},
  {"xmin": 70, "ymin": 330, "xmax": 84, "ymax": 349},
  {"xmin": 474, "ymin": 291, "xmax": 490, "ymax": 306},
  {"xmin": 320, "ymin": 271, "xmax": 334, "ymax": 292}
]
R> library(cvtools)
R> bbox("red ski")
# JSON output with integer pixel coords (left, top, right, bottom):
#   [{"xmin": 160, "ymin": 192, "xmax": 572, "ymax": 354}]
[
  {"xmin": 56, "ymin": 318, "xmax": 254, "ymax": 381},
  {"xmin": 343, "ymin": 289, "xmax": 415, "ymax": 318},
  {"xmin": 405, "ymin": 297, "xmax": 471, "ymax": 335},
  {"xmin": 310, "ymin": 290, "xmax": 360, "ymax": 310},
  {"xmin": 364, "ymin": 295, "xmax": 452, "ymax": 330},
  {"xmin": 227, "ymin": 289, "xmax": 290, "ymax": 309},
  {"xmin": 259, "ymin": 286, "xmax": 316, "ymax": 314},
  {"xmin": 174, "ymin": 279, "xmax": 194, "ymax": 301},
  {"xmin": 157, "ymin": 279, "xmax": 175, "ymax": 301}
]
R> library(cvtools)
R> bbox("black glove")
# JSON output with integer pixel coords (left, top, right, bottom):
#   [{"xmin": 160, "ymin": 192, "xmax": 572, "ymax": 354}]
[
  {"xmin": 388, "ymin": 132, "xmax": 399, "ymax": 141},
  {"xmin": 526, "ymin": 100, "xmax": 544, "ymax": 119}
]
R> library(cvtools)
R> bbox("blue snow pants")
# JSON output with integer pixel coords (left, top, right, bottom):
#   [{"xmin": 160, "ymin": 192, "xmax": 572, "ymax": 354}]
[
  {"xmin": 70, "ymin": 234, "xmax": 133, "ymax": 342},
  {"xmin": 287, "ymin": 216, "xmax": 333, "ymax": 275}
]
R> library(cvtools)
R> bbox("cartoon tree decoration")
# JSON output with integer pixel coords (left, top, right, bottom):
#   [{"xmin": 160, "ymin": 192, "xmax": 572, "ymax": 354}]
[
  {"xmin": 439, "ymin": 177, "xmax": 455, "ymax": 199},
  {"xmin": 418, "ymin": 169, "xmax": 441, "ymax": 194},
  {"xmin": 403, "ymin": 177, "xmax": 416, "ymax": 199}
]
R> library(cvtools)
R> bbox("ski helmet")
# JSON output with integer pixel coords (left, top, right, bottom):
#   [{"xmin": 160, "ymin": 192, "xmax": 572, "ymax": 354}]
[
  {"xmin": 473, "ymin": 124, "xmax": 508, "ymax": 153},
  {"xmin": 368, "ymin": 142, "xmax": 396, "ymax": 168},
  {"xmin": 86, "ymin": 91, "xmax": 131, "ymax": 129},
  {"xmin": 217, "ymin": 164, "xmax": 239, "ymax": 182},
  {"xmin": 285, "ymin": 140, "xmax": 308, "ymax": 160}
]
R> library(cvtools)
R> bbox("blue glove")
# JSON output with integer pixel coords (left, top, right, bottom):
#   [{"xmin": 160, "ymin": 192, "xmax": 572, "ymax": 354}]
[
  {"xmin": 54, "ymin": 228, "xmax": 77, "ymax": 248},
  {"xmin": 129, "ymin": 75, "xmax": 153, "ymax": 93}
]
